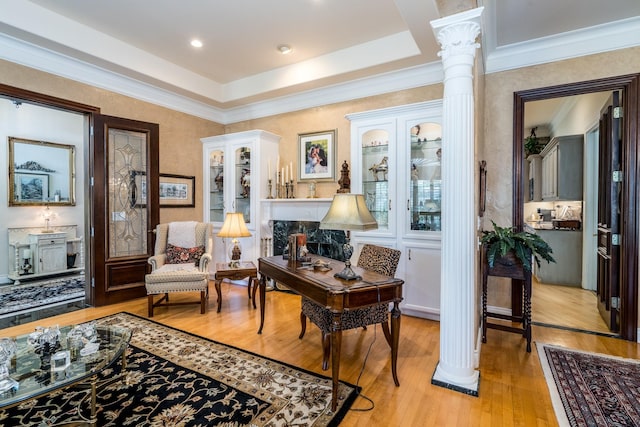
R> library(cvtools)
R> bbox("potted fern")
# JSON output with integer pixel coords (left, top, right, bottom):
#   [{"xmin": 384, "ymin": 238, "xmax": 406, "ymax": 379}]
[{"xmin": 480, "ymin": 221, "xmax": 555, "ymax": 273}]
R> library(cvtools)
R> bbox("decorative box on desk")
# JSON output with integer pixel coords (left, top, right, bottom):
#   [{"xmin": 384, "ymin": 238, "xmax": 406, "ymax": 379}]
[
  {"xmin": 481, "ymin": 248, "xmax": 532, "ymax": 352},
  {"xmin": 8, "ymin": 225, "xmax": 84, "ymax": 284}
]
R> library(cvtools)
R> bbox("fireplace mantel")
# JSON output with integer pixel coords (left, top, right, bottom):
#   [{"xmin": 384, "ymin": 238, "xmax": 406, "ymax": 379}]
[{"xmin": 260, "ymin": 198, "xmax": 333, "ymax": 222}]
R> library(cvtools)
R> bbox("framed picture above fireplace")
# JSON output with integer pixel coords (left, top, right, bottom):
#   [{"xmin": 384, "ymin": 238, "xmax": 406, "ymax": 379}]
[{"xmin": 298, "ymin": 129, "xmax": 336, "ymax": 182}]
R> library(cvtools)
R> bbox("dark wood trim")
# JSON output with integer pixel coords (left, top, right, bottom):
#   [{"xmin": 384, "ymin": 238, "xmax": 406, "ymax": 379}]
[
  {"xmin": 0, "ymin": 83, "xmax": 100, "ymax": 113},
  {"xmin": 1, "ymin": 83, "xmax": 99, "ymax": 306},
  {"xmin": 513, "ymin": 74, "xmax": 640, "ymax": 341}
]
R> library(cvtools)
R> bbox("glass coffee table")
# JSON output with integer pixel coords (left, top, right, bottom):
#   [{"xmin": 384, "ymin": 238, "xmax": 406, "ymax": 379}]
[{"xmin": 0, "ymin": 323, "xmax": 131, "ymax": 426}]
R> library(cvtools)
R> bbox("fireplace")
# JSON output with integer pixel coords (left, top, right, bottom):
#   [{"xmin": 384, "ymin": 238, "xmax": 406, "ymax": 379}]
[{"xmin": 270, "ymin": 220, "xmax": 346, "ymax": 261}]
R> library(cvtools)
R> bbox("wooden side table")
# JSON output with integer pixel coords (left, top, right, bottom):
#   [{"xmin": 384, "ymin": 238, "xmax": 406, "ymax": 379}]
[{"xmin": 214, "ymin": 261, "xmax": 258, "ymax": 312}]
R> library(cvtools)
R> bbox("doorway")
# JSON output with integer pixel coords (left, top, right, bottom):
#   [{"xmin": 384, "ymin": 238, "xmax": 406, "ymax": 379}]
[
  {"xmin": 0, "ymin": 84, "xmax": 160, "ymax": 308},
  {"xmin": 513, "ymin": 74, "xmax": 640, "ymax": 342},
  {"xmin": 523, "ymin": 92, "xmax": 612, "ymax": 335}
]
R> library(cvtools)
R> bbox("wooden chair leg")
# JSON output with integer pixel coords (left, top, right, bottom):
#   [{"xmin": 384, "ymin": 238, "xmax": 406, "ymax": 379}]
[
  {"xmin": 148, "ymin": 295, "xmax": 154, "ymax": 317},
  {"xmin": 299, "ymin": 312, "xmax": 307, "ymax": 339},
  {"xmin": 200, "ymin": 290, "xmax": 206, "ymax": 314},
  {"xmin": 321, "ymin": 332, "xmax": 330, "ymax": 371}
]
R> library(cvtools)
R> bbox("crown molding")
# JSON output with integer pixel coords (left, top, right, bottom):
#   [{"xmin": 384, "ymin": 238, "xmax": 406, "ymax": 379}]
[
  {"xmin": 222, "ymin": 62, "xmax": 444, "ymax": 123},
  {"xmin": 485, "ymin": 16, "xmax": 640, "ymax": 74},
  {"xmin": 0, "ymin": 31, "xmax": 443, "ymax": 124},
  {"xmin": 0, "ymin": 32, "xmax": 227, "ymax": 123}
]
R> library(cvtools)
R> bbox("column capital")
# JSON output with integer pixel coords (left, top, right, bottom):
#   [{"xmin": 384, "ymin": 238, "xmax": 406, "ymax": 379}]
[{"xmin": 431, "ymin": 7, "xmax": 483, "ymax": 60}]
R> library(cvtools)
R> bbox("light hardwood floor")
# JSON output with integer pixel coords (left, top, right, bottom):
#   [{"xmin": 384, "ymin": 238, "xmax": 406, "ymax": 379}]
[
  {"xmin": 532, "ymin": 277, "xmax": 612, "ymax": 335},
  {"xmin": 2, "ymin": 281, "xmax": 639, "ymax": 426}
]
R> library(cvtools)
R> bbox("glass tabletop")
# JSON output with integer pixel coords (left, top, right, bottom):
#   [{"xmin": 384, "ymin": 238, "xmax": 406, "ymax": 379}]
[{"xmin": 0, "ymin": 323, "xmax": 131, "ymax": 409}]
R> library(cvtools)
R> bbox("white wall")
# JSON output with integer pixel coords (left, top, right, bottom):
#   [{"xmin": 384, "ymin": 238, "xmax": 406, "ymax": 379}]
[{"xmin": 0, "ymin": 99, "xmax": 85, "ymax": 283}]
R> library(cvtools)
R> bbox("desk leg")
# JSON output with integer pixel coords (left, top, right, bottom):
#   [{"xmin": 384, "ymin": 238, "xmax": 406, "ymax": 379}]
[
  {"xmin": 330, "ymin": 313, "xmax": 343, "ymax": 412},
  {"xmin": 390, "ymin": 301, "xmax": 401, "ymax": 386},
  {"xmin": 215, "ymin": 279, "xmax": 223, "ymax": 313},
  {"xmin": 257, "ymin": 275, "xmax": 266, "ymax": 334},
  {"xmin": 251, "ymin": 276, "xmax": 258, "ymax": 309}
]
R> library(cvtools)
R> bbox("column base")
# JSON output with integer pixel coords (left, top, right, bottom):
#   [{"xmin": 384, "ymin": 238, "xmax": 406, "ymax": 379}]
[{"xmin": 431, "ymin": 362, "xmax": 480, "ymax": 396}]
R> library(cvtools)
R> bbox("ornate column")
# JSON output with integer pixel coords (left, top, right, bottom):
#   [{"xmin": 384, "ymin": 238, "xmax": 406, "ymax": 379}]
[{"xmin": 430, "ymin": 7, "xmax": 483, "ymax": 395}]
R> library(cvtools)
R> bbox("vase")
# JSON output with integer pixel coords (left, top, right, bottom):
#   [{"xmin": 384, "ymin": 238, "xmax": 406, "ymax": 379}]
[{"xmin": 67, "ymin": 253, "xmax": 77, "ymax": 269}]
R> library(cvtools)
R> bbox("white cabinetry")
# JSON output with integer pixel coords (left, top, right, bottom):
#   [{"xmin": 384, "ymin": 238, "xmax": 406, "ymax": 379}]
[
  {"xmin": 347, "ymin": 100, "xmax": 443, "ymax": 320},
  {"xmin": 8, "ymin": 225, "xmax": 84, "ymax": 284},
  {"xmin": 541, "ymin": 135, "xmax": 583, "ymax": 201},
  {"xmin": 31, "ymin": 232, "xmax": 67, "ymax": 274},
  {"xmin": 201, "ymin": 130, "xmax": 280, "ymax": 265}
]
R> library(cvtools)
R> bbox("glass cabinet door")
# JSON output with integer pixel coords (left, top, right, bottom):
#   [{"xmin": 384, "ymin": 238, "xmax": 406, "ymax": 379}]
[
  {"xmin": 361, "ymin": 129, "xmax": 390, "ymax": 230},
  {"xmin": 209, "ymin": 149, "xmax": 224, "ymax": 223},
  {"xmin": 235, "ymin": 146, "xmax": 251, "ymax": 224},
  {"xmin": 408, "ymin": 122, "xmax": 442, "ymax": 232}
]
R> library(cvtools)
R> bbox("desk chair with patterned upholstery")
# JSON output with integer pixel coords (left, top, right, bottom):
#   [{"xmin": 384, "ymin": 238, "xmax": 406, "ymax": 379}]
[
  {"xmin": 299, "ymin": 244, "xmax": 401, "ymax": 370},
  {"xmin": 145, "ymin": 221, "xmax": 213, "ymax": 317}
]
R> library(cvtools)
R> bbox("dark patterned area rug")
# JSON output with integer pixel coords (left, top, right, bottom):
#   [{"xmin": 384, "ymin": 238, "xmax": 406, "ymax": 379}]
[
  {"xmin": 537, "ymin": 343, "xmax": 640, "ymax": 427},
  {"xmin": 0, "ymin": 312, "xmax": 359, "ymax": 426},
  {"xmin": 0, "ymin": 275, "xmax": 84, "ymax": 318}
]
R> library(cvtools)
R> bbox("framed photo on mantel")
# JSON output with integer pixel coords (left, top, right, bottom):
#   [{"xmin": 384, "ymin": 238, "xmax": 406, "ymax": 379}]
[{"xmin": 298, "ymin": 129, "xmax": 336, "ymax": 182}]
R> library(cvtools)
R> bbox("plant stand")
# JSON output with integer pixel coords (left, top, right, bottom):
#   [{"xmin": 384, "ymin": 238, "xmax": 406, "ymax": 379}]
[{"xmin": 481, "ymin": 249, "xmax": 532, "ymax": 352}]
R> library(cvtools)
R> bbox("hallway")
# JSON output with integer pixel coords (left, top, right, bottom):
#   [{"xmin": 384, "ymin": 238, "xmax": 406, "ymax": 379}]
[{"xmin": 532, "ymin": 277, "xmax": 612, "ymax": 335}]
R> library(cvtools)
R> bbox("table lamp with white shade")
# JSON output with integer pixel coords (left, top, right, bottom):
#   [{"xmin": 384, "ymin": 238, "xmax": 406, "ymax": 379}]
[
  {"xmin": 217, "ymin": 212, "xmax": 252, "ymax": 268},
  {"xmin": 319, "ymin": 193, "xmax": 378, "ymax": 280}
]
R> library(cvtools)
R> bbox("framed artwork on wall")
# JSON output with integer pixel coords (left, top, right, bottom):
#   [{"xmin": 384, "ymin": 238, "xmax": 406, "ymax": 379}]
[
  {"xmin": 14, "ymin": 173, "xmax": 49, "ymax": 202},
  {"xmin": 160, "ymin": 173, "xmax": 195, "ymax": 207},
  {"xmin": 298, "ymin": 130, "xmax": 336, "ymax": 182}
]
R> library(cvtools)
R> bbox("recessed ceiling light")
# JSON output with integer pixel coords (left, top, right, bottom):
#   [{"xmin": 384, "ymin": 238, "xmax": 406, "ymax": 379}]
[
  {"xmin": 190, "ymin": 39, "xmax": 203, "ymax": 48},
  {"xmin": 277, "ymin": 44, "xmax": 292, "ymax": 55}
]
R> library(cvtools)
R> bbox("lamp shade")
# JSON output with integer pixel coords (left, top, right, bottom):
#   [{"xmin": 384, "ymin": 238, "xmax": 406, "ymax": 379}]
[
  {"xmin": 319, "ymin": 194, "xmax": 378, "ymax": 231},
  {"xmin": 217, "ymin": 212, "xmax": 252, "ymax": 238}
]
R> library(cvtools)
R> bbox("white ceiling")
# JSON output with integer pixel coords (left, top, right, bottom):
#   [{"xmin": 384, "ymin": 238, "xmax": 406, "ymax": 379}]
[{"xmin": 1, "ymin": 0, "xmax": 640, "ymax": 123}]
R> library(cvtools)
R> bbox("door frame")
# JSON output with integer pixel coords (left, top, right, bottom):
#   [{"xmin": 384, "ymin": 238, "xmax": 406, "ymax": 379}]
[
  {"xmin": 0, "ymin": 84, "xmax": 99, "ymax": 306},
  {"xmin": 513, "ymin": 74, "xmax": 639, "ymax": 341}
]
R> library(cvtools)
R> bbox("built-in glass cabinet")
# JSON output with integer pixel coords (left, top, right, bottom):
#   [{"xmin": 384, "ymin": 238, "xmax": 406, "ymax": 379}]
[
  {"xmin": 347, "ymin": 100, "xmax": 443, "ymax": 321},
  {"xmin": 201, "ymin": 130, "xmax": 280, "ymax": 264},
  {"xmin": 408, "ymin": 123, "xmax": 442, "ymax": 232},
  {"xmin": 361, "ymin": 129, "xmax": 390, "ymax": 229},
  {"xmin": 209, "ymin": 149, "xmax": 225, "ymax": 222}
]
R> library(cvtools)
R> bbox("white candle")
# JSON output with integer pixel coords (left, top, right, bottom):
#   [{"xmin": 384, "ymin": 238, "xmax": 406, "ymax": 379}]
[
  {"xmin": 23, "ymin": 248, "xmax": 31, "ymax": 259},
  {"xmin": 282, "ymin": 167, "xmax": 285, "ymax": 183},
  {"xmin": 290, "ymin": 161, "xmax": 293, "ymax": 181},
  {"xmin": 268, "ymin": 159, "xmax": 271, "ymax": 179}
]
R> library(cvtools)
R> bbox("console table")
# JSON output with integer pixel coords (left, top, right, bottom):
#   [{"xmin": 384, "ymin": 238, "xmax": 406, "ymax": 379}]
[
  {"xmin": 257, "ymin": 255, "xmax": 404, "ymax": 411},
  {"xmin": 8, "ymin": 225, "xmax": 84, "ymax": 284}
]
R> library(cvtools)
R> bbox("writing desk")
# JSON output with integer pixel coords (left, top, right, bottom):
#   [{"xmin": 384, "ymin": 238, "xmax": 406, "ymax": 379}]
[{"xmin": 257, "ymin": 255, "xmax": 403, "ymax": 411}]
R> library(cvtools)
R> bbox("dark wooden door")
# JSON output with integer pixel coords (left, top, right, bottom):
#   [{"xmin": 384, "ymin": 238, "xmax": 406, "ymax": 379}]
[
  {"xmin": 91, "ymin": 115, "xmax": 159, "ymax": 306},
  {"xmin": 596, "ymin": 91, "xmax": 621, "ymax": 332}
]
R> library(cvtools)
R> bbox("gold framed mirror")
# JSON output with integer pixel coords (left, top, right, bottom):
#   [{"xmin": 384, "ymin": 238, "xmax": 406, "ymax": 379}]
[{"xmin": 8, "ymin": 136, "xmax": 76, "ymax": 206}]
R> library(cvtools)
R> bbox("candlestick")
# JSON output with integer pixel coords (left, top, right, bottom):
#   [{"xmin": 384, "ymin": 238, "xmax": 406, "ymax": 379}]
[{"xmin": 267, "ymin": 179, "xmax": 273, "ymax": 199}]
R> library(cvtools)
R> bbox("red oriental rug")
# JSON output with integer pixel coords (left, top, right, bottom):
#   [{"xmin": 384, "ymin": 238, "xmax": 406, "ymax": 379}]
[{"xmin": 537, "ymin": 343, "xmax": 640, "ymax": 427}]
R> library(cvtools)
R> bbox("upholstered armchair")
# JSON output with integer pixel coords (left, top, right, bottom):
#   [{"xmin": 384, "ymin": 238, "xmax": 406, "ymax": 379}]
[
  {"xmin": 299, "ymin": 244, "xmax": 401, "ymax": 370},
  {"xmin": 145, "ymin": 221, "xmax": 213, "ymax": 317}
]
